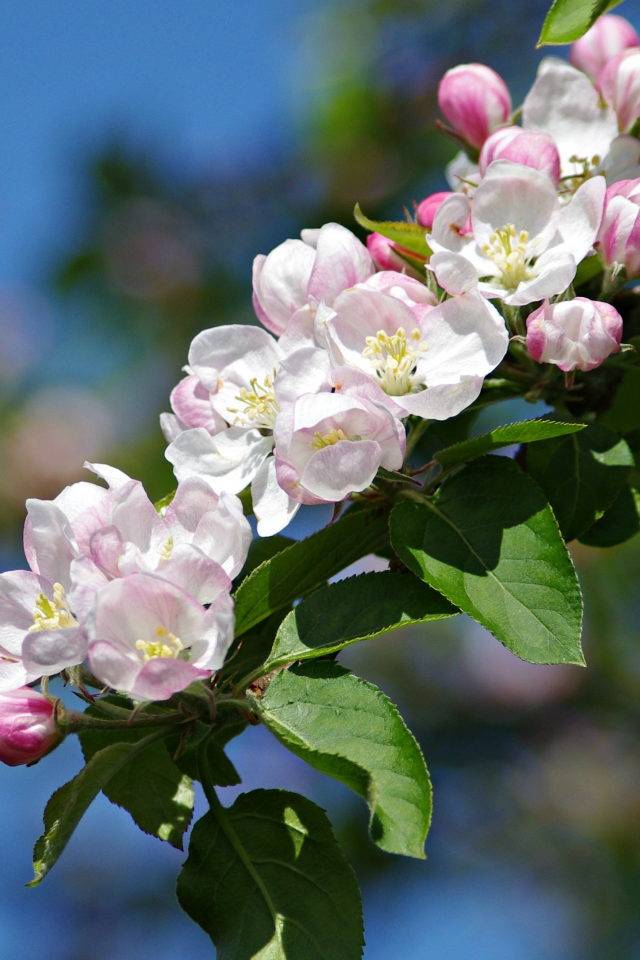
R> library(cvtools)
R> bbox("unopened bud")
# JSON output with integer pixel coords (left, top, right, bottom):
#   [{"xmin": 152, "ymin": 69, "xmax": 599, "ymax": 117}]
[
  {"xmin": 366, "ymin": 233, "xmax": 423, "ymax": 278},
  {"xmin": 438, "ymin": 63, "xmax": 511, "ymax": 151},
  {"xmin": 598, "ymin": 177, "xmax": 640, "ymax": 278},
  {"xmin": 416, "ymin": 192, "xmax": 454, "ymax": 230},
  {"xmin": 569, "ymin": 14, "xmax": 639, "ymax": 81},
  {"xmin": 526, "ymin": 298, "xmax": 623, "ymax": 372},
  {"xmin": 598, "ymin": 46, "xmax": 640, "ymax": 133},
  {"xmin": 479, "ymin": 127, "xmax": 561, "ymax": 186},
  {"xmin": 0, "ymin": 688, "xmax": 61, "ymax": 767}
]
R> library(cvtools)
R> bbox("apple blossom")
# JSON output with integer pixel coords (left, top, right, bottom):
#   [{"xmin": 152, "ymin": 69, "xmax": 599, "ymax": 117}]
[
  {"xmin": 437, "ymin": 63, "xmax": 511, "ymax": 151},
  {"xmin": 366, "ymin": 233, "xmax": 423, "ymax": 278},
  {"xmin": 324, "ymin": 285, "xmax": 508, "ymax": 420},
  {"xmin": 0, "ymin": 688, "xmax": 61, "ymax": 767},
  {"xmin": 252, "ymin": 222, "xmax": 374, "ymax": 337},
  {"xmin": 428, "ymin": 160, "xmax": 605, "ymax": 306},
  {"xmin": 598, "ymin": 177, "xmax": 640, "ymax": 277},
  {"xmin": 526, "ymin": 297, "xmax": 623, "ymax": 372},
  {"xmin": 522, "ymin": 57, "xmax": 640, "ymax": 185},
  {"xmin": 88, "ymin": 573, "xmax": 234, "ymax": 702},
  {"xmin": 599, "ymin": 47, "xmax": 640, "ymax": 134},
  {"xmin": 569, "ymin": 14, "xmax": 640, "ymax": 80},
  {"xmin": 273, "ymin": 390, "xmax": 405, "ymax": 505},
  {"xmin": 479, "ymin": 127, "xmax": 561, "ymax": 186},
  {"xmin": 417, "ymin": 192, "xmax": 454, "ymax": 230}
]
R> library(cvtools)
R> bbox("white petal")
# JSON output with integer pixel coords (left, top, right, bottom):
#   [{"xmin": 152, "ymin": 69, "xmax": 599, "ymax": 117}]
[
  {"xmin": 252, "ymin": 456, "xmax": 300, "ymax": 537},
  {"xmin": 188, "ymin": 324, "xmax": 282, "ymax": 395},
  {"xmin": 398, "ymin": 377, "xmax": 484, "ymax": 420},
  {"xmin": 166, "ymin": 426, "xmax": 273, "ymax": 495},
  {"xmin": 430, "ymin": 251, "xmax": 479, "ymax": 295}
]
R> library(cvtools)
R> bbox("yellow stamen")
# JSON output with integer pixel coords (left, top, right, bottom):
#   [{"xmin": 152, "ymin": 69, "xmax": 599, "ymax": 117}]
[
  {"xmin": 361, "ymin": 326, "xmax": 428, "ymax": 395},
  {"xmin": 227, "ymin": 370, "xmax": 279, "ymax": 429},
  {"xmin": 481, "ymin": 223, "xmax": 536, "ymax": 290},
  {"xmin": 136, "ymin": 626, "xmax": 184, "ymax": 663},
  {"xmin": 310, "ymin": 428, "xmax": 348, "ymax": 450},
  {"xmin": 28, "ymin": 583, "xmax": 76, "ymax": 632}
]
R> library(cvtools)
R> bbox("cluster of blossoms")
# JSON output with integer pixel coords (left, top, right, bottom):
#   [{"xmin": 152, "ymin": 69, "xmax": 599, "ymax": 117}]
[{"xmin": 4, "ymin": 12, "xmax": 640, "ymax": 765}]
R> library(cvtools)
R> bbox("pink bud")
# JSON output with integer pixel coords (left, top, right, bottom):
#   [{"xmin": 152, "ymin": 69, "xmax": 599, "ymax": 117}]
[
  {"xmin": 479, "ymin": 127, "xmax": 561, "ymax": 186},
  {"xmin": 416, "ymin": 192, "xmax": 453, "ymax": 229},
  {"xmin": 0, "ymin": 688, "xmax": 60, "ymax": 766},
  {"xmin": 366, "ymin": 233, "xmax": 423, "ymax": 279},
  {"xmin": 569, "ymin": 14, "xmax": 639, "ymax": 81},
  {"xmin": 438, "ymin": 63, "xmax": 512, "ymax": 151},
  {"xmin": 598, "ymin": 46, "xmax": 640, "ymax": 133},
  {"xmin": 598, "ymin": 177, "xmax": 640, "ymax": 277},
  {"xmin": 526, "ymin": 298, "xmax": 623, "ymax": 372}
]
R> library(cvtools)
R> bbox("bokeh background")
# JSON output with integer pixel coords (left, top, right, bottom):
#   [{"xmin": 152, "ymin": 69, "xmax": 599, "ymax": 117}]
[{"xmin": 1, "ymin": 1, "xmax": 640, "ymax": 957}]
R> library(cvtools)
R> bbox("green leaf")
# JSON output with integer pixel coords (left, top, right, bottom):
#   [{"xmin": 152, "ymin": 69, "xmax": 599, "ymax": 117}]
[
  {"xmin": 177, "ymin": 788, "xmax": 364, "ymax": 959},
  {"xmin": 526, "ymin": 421, "xmax": 633, "ymax": 541},
  {"xmin": 538, "ymin": 0, "xmax": 620, "ymax": 46},
  {"xmin": 30, "ymin": 730, "xmax": 170, "ymax": 885},
  {"xmin": 235, "ymin": 535, "xmax": 296, "ymax": 587},
  {"xmin": 254, "ymin": 661, "xmax": 432, "ymax": 859},
  {"xmin": 390, "ymin": 456, "xmax": 584, "ymax": 665},
  {"xmin": 233, "ymin": 504, "xmax": 390, "ymax": 636},
  {"xmin": 264, "ymin": 571, "xmax": 457, "ymax": 670},
  {"xmin": 435, "ymin": 419, "xmax": 586, "ymax": 471},
  {"xmin": 354, "ymin": 203, "xmax": 431, "ymax": 258},
  {"xmin": 167, "ymin": 719, "xmax": 244, "ymax": 785},
  {"xmin": 80, "ymin": 722, "xmax": 194, "ymax": 848},
  {"xmin": 599, "ymin": 361, "xmax": 640, "ymax": 434},
  {"xmin": 579, "ymin": 483, "xmax": 640, "ymax": 547}
]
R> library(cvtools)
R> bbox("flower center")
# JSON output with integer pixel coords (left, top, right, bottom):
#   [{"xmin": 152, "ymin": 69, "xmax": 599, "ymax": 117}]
[
  {"xmin": 561, "ymin": 154, "xmax": 601, "ymax": 193},
  {"xmin": 227, "ymin": 370, "xmax": 279, "ymax": 429},
  {"xmin": 482, "ymin": 224, "xmax": 536, "ymax": 289},
  {"xmin": 136, "ymin": 626, "xmax": 184, "ymax": 663},
  {"xmin": 310, "ymin": 428, "xmax": 349, "ymax": 450},
  {"xmin": 361, "ymin": 327, "xmax": 428, "ymax": 396},
  {"xmin": 158, "ymin": 536, "xmax": 173, "ymax": 561},
  {"xmin": 28, "ymin": 583, "xmax": 76, "ymax": 632}
]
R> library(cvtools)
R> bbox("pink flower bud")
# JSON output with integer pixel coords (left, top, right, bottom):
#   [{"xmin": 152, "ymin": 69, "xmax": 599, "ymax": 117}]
[
  {"xmin": 366, "ymin": 233, "xmax": 422, "ymax": 277},
  {"xmin": 526, "ymin": 298, "xmax": 623, "ymax": 372},
  {"xmin": 598, "ymin": 46, "xmax": 640, "ymax": 133},
  {"xmin": 0, "ymin": 688, "xmax": 60, "ymax": 766},
  {"xmin": 569, "ymin": 14, "xmax": 639, "ymax": 81},
  {"xmin": 479, "ymin": 127, "xmax": 561, "ymax": 186},
  {"xmin": 438, "ymin": 63, "xmax": 512, "ymax": 150},
  {"xmin": 598, "ymin": 177, "xmax": 640, "ymax": 277},
  {"xmin": 416, "ymin": 192, "xmax": 453, "ymax": 229}
]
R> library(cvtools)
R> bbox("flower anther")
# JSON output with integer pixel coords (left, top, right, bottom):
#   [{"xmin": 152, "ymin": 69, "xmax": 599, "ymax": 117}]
[
  {"xmin": 481, "ymin": 224, "xmax": 537, "ymax": 289},
  {"xmin": 227, "ymin": 370, "xmax": 279, "ymax": 429},
  {"xmin": 310, "ymin": 428, "xmax": 349, "ymax": 450},
  {"xmin": 361, "ymin": 327, "xmax": 428, "ymax": 396},
  {"xmin": 136, "ymin": 626, "xmax": 184, "ymax": 663},
  {"xmin": 28, "ymin": 584, "xmax": 76, "ymax": 633}
]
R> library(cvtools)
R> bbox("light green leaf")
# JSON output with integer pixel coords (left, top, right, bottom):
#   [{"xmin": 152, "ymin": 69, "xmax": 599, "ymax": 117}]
[
  {"xmin": 80, "ymin": 722, "xmax": 194, "ymax": 848},
  {"xmin": 30, "ymin": 729, "xmax": 170, "ymax": 885},
  {"xmin": 435, "ymin": 419, "xmax": 586, "ymax": 471},
  {"xmin": 233, "ymin": 504, "xmax": 390, "ymax": 636},
  {"xmin": 526, "ymin": 421, "xmax": 633, "ymax": 541},
  {"xmin": 254, "ymin": 661, "xmax": 432, "ymax": 859},
  {"xmin": 579, "ymin": 482, "xmax": 640, "ymax": 547},
  {"xmin": 390, "ymin": 456, "xmax": 584, "ymax": 665},
  {"xmin": 354, "ymin": 203, "xmax": 431, "ymax": 258},
  {"xmin": 264, "ymin": 571, "xmax": 457, "ymax": 670},
  {"xmin": 177, "ymin": 788, "xmax": 364, "ymax": 959},
  {"xmin": 538, "ymin": 0, "xmax": 621, "ymax": 46}
]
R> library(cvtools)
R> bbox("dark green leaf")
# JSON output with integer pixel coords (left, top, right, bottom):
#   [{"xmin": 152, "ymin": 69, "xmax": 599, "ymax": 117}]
[
  {"xmin": 600, "ymin": 362, "xmax": 640, "ymax": 434},
  {"xmin": 579, "ymin": 483, "xmax": 640, "ymax": 547},
  {"xmin": 391, "ymin": 457, "xmax": 584, "ymax": 665},
  {"xmin": 435, "ymin": 419, "xmax": 586, "ymax": 471},
  {"xmin": 526, "ymin": 421, "xmax": 633, "ymax": 541},
  {"xmin": 224, "ymin": 608, "xmax": 293, "ymax": 681},
  {"xmin": 30, "ymin": 730, "xmax": 170, "ymax": 885},
  {"xmin": 254, "ymin": 661, "xmax": 432, "ymax": 859},
  {"xmin": 167, "ymin": 720, "xmax": 244, "ymax": 785},
  {"xmin": 80, "ymin": 721, "xmax": 194, "ymax": 849},
  {"xmin": 354, "ymin": 203, "xmax": 431, "ymax": 258},
  {"xmin": 233, "ymin": 504, "xmax": 390, "ymax": 636},
  {"xmin": 234, "ymin": 535, "xmax": 296, "ymax": 588},
  {"xmin": 538, "ymin": 0, "xmax": 620, "ymax": 46},
  {"xmin": 177, "ymin": 788, "xmax": 364, "ymax": 959},
  {"xmin": 265, "ymin": 571, "xmax": 457, "ymax": 670}
]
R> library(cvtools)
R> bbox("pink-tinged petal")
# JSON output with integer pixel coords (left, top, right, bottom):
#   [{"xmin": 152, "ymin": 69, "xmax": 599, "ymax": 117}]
[
  {"xmin": 166, "ymin": 426, "xmax": 273, "ymax": 495},
  {"xmin": 274, "ymin": 346, "xmax": 332, "ymax": 408},
  {"xmin": 252, "ymin": 239, "xmax": 316, "ymax": 335},
  {"xmin": 132, "ymin": 658, "xmax": 210, "ymax": 702},
  {"xmin": 301, "ymin": 440, "xmax": 382, "ymax": 501},
  {"xmin": 22, "ymin": 627, "xmax": 87, "ymax": 679},
  {"xmin": 188, "ymin": 324, "xmax": 282, "ymax": 396},
  {"xmin": 526, "ymin": 297, "xmax": 622, "ymax": 372},
  {"xmin": 24, "ymin": 500, "xmax": 78, "ymax": 590},
  {"xmin": 252, "ymin": 456, "xmax": 300, "ymax": 537},
  {"xmin": 164, "ymin": 477, "xmax": 221, "ymax": 534},
  {"xmin": 0, "ymin": 570, "xmax": 50, "ymax": 656},
  {"xmin": 359, "ymin": 271, "xmax": 437, "ymax": 306},
  {"xmin": 307, "ymin": 223, "xmax": 374, "ymax": 306},
  {"xmin": 417, "ymin": 192, "xmax": 454, "ymax": 229},
  {"xmin": 598, "ymin": 47, "xmax": 640, "ymax": 133},
  {"xmin": 68, "ymin": 556, "xmax": 108, "ymax": 623},
  {"xmin": 90, "ymin": 525, "xmax": 125, "ymax": 578},
  {"xmin": 438, "ymin": 63, "xmax": 511, "ymax": 150},
  {"xmin": 190, "ymin": 593, "xmax": 236, "ymax": 670},
  {"xmin": 110, "ymin": 481, "xmax": 165, "ymax": 558},
  {"xmin": 570, "ymin": 14, "xmax": 639, "ymax": 80},
  {"xmin": 88, "ymin": 640, "xmax": 141, "ymax": 695},
  {"xmin": 155, "ymin": 544, "xmax": 231, "ymax": 605},
  {"xmin": 0, "ymin": 688, "xmax": 60, "ymax": 766},
  {"xmin": 277, "ymin": 304, "xmax": 316, "ymax": 352},
  {"xmin": 525, "ymin": 304, "xmax": 547, "ymax": 362},
  {"xmin": 431, "ymin": 193, "xmax": 473, "ymax": 252},
  {"xmin": 160, "ymin": 412, "xmax": 184, "ymax": 443},
  {"xmin": 251, "ymin": 254, "xmax": 274, "ymax": 331},
  {"xmin": 366, "ymin": 233, "xmax": 422, "ymax": 277},
  {"xmin": 330, "ymin": 367, "xmax": 405, "ymax": 418},
  {"xmin": 397, "ymin": 377, "xmax": 484, "ymax": 420},
  {"xmin": 169, "ymin": 375, "xmax": 224, "ymax": 435},
  {"xmin": 471, "ymin": 160, "xmax": 559, "ymax": 253},
  {"xmin": 0, "ymin": 660, "xmax": 30, "ymax": 692},
  {"xmin": 430, "ymin": 251, "xmax": 479, "ymax": 295},
  {"xmin": 274, "ymin": 455, "xmax": 326, "ymax": 506},
  {"xmin": 188, "ymin": 493, "xmax": 252, "ymax": 578},
  {"xmin": 480, "ymin": 128, "xmax": 561, "ymax": 185}
]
